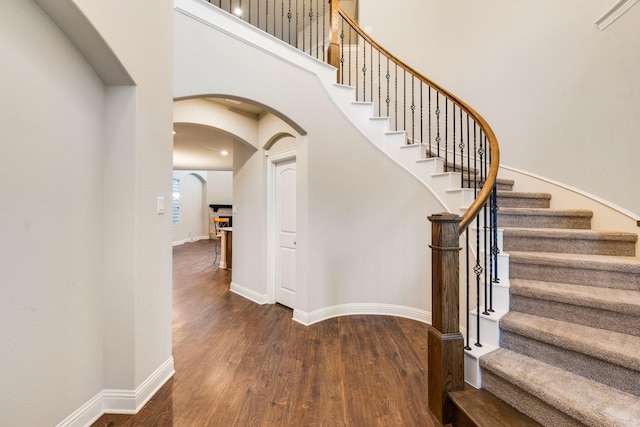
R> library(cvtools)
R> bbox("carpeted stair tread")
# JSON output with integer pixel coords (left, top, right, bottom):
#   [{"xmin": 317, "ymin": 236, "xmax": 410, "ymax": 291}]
[
  {"xmin": 503, "ymin": 227, "xmax": 637, "ymax": 242},
  {"xmin": 502, "ymin": 228, "xmax": 637, "ymax": 256},
  {"xmin": 480, "ymin": 348, "xmax": 640, "ymax": 426},
  {"xmin": 499, "ymin": 208, "xmax": 593, "ymax": 229},
  {"xmin": 497, "ymin": 191, "xmax": 551, "ymax": 208},
  {"xmin": 510, "ymin": 278, "xmax": 640, "ymax": 316},
  {"xmin": 500, "ymin": 312, "xmax": 640, "ymax": 372},
  {"xmin": 508, "ymin": 251, "xmax": 640, "ymax": 290}
]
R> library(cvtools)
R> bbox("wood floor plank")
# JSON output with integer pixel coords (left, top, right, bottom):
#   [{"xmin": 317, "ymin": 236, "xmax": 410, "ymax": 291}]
[{"xmin": 92, "ymin": 240, "xmax": 443, "ymax": 426}]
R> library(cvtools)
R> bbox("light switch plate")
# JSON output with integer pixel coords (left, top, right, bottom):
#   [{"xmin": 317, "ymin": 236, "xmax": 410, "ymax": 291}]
[{"xmin": 157, "ymin": 196, "xmax": 165, "ymax": 214}]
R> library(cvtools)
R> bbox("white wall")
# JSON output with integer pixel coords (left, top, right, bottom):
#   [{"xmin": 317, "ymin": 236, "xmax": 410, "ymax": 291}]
[
  {"xmin": 0, "ymin": 2, "xmax": 105, "ymax": 424},
  {"xmin": 172, "ymin": 170, "xmax": 234, "ymax": 244},
  {"xmin": 359, "ymin": 0, "xmax": 640, "ymax": 217},
  {"xmin": 207, "ymin": 171, "xmax": 233, "ymax": 205},
  {"xmin": 72, "ymin": 0, "xmax": 174, "ymax": 397},
  {"xmin": 0, "ymin": 0, "xmax": 174, "ymax": 424},
  {"xmin": 174, "ymin": 0, "xmax": 440, "ymax": 322},
  {"xmin": 172, "ymin": 172, "xmax": 208, "ymax": 243}
]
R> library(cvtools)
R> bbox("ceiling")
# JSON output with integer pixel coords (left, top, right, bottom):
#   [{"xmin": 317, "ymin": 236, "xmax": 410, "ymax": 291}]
[{"xmin": 173, "ymin": 98, "xmax": 265, "ymax": 171}]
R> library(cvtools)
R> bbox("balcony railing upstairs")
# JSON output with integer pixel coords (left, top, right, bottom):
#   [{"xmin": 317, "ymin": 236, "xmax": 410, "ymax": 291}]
[{"xmin": 205, "ymin": 0, "xmax": 501, "ymax": 424}]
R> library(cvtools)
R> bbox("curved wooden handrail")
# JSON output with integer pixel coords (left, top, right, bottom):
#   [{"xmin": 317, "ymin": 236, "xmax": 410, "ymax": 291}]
[{"xmin": 335, "ymin": 7, "xmax": 499, "ymax": 232}]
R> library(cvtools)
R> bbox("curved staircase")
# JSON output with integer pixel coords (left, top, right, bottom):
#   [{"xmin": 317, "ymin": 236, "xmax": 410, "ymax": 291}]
[{"xmin": 480, "ymin": 183, "xmax": 640, "ymax": 426}]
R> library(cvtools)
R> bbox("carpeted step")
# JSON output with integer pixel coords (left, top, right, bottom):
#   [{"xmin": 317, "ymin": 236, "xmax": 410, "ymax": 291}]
[
  {"xmin": 508, "ymin": 251, "xmax": 640, "ymax": 291},
  {"xmin": 461, "ymin": 176, "xmax": 515, "ymax": 191},
  {"xmin": 480, "ymin": 348, "xmax": 640, "ymax": 427},
  {"xmin": 497, "ymin": 191, "xmax": 551, "ymax": 208},
  {"xmin": 499, "ymin": 312, "xmax": 640, "ymax": 397},
  {"xmin": 509, "ymin": 279, "xmax": 640, "ymax": 337},
  {"xmin": 498, "ymin": 208, "xmax": 592, "ymax": 229},
  {"xmin": 503, "ymin": 228, "xmax": 637, "ymax": 256}
]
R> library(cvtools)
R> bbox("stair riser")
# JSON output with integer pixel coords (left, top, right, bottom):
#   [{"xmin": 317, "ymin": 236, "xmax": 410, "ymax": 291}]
[
  {"xmin": 500, "ymin": 331, "xmax": 640, "ymax": 397},
  {"xmin": 498, "ymin": 214, "xmax": 591, "ymax": 229},
  {"xmin": 479, "ymin": 370, "xmax": 583, "ymax": 427},
  {"xmin": 497, "ymin": 197, "xmax": 550, "ymax": 209},
  {"xmin": 509, "ymin": 260, "xmax": 640, "ymax": 291},
  {"xmin": 503, "ymin": 236, "xmax": 636, "ymax": 257},
  {"xmin": 510, "ymin": 294, "xmax": 640, "ymax": 337}
]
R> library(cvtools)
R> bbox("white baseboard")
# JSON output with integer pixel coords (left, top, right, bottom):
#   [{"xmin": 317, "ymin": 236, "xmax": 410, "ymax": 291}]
[
  {"xmin": 55, "ymin": 357, "xmax": 175, "ymax": 427},
  {"xmin": 293, "ymin": 303, "xmax": 431, "ymax": 326},
  {"xmin": 172, "ymin": 235, "xmax": 210, "ymax": 246},
  {"xmin": 230, "ymin": 281, "xmax": 269, "ymax": 305}
]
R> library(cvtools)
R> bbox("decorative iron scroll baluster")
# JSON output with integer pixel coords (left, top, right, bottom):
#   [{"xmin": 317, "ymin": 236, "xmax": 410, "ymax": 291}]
[
  {"xmin": 309, "ymin": 0, "xmax": 313, "ymax": 57},
  {"xmin": 362, "ymin": 40, "xmax": 366, "ymax": 101},
  {"xmin": 411, "ymin": 76, "xmax": 415, "ymax": 143},
  {"xmin": 459, "ymin": 108, "xmax": 465, "ymax": 187},
  {"xmin": 473, "ymin": 124, "xmax": 483, "ymax": 347},
  {"xmin": 370, "ymin": 43, "xmax": 373, "ymax": 104},
  {"xmin": 340, "ymin": 23, "xmax": 345, "ymax": 83},
  {"xmin": 385, "ymin": 58, "xmax": 390, "ymax": 117}
]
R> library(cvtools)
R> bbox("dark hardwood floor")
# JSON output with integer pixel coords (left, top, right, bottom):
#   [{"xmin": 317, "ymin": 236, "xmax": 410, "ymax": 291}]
[
  {"xmin": 92, "ymin": 239, "xmax": 537, "ymax": 427},
  {"xmin": 92, "ymin": 240, "xmax": 439, "ymax": 426}
]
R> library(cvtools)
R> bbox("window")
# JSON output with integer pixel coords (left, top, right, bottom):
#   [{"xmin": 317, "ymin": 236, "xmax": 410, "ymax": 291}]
[{"xmin": 172, "ymin": 178, "xmax": 180, "ymax": 225}]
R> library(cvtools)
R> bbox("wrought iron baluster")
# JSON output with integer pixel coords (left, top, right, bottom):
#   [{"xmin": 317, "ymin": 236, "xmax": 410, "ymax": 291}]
[
  {"xmin": 420, "ymin": 83, "xmax": 423, "ymax": 146},
  {"xmin": 340, "ymin": 22, "xmax": 345, "ymax": 84},
  {"xmin": 355, "ymin": 30, "xmax": 359, "ymax": 101},
  {"xmin": 411, "ymin": 76, "xmax": 415, "ymax": 144},
  {"xmin": 460, "ymin": 108, "xmax": 465, "ymax": 188},
  {"xmin": 322, "ymin": 1, "xmax": 327, "ymax": 62},
  {"xmin": 452, "ymin": 104, "xmax": 457, "ymax": 172},
  {"xmin": 348, "ymin": 26, "xmax": 352, "ymax": 87},
  {"xmin": 362, "ymin": 40, "xmax": 366, "ymax": 102},
  {"xmin": 385, "ymin": 57, "xmax": 390, "ymax": 118},
  {"xmin": 287, "ymin": 0, "xmax": 292, "ymax": 44},
  {"xmin": 370, "ymin": 43, "xmax": 373, "ymax": 105},
  {"xmin": 435, "ymin": 92, "xmax": 441, "ymax": 157},
  {"xmin": 428, "ymin": 87, "xmax": 432, "ymax": 155},
  {"xmin": 309, "ymin": 0, "xmax": 313, "ymax": 57},
  {"xmin": 464, "ymin": 229, "xmax": 471, "ymax": 350},
  {"xmin": 445, "ymin": 100, "xmax": 449, "ymax": 169},
  {"xmin": 378, "ymin": 50, "xmax": 381, "ymax": 117},
  {"xmin": 403, "ymin": 69, "xmax": 406, "ymax": 132},
  {"xmin": 473, "ymin": 123, "xmax": 483, "ymax": 347}
]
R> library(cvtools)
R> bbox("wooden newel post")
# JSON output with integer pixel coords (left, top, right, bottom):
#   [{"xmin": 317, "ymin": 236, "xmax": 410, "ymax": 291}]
[
  {"xmin": 328, "ymin": 0, "xmax": 341, "ymax": 82},
  {"xmin": 427, "ymin": 213, "xmax": 465, "ymax": 424}
]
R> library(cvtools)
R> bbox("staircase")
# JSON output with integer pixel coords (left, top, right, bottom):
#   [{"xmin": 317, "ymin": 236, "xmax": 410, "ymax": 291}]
[{"xmin": 479, "ymin": 183, "xmax": 640, "ymax": 426}]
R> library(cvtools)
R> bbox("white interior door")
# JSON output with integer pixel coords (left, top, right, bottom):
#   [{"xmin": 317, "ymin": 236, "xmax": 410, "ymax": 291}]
[{"xmin": 275, "ymin": 159, "xmax": 296, "ymax": 308}]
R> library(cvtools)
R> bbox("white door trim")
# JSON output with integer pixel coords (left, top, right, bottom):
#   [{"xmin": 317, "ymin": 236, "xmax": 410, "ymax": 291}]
[{"xmin": 266, "ymin": 149, "xmax": 297, "ymax": 305}]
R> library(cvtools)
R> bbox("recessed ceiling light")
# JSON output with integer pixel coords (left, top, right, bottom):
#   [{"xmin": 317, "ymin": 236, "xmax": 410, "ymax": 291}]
[
  {"xmin": 221, "ymin": 150, "xmax": 229, "ymax": 156},
  {"xmin": 234, "ymin": 7, "xmax": 242, "ymax": 16}
]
